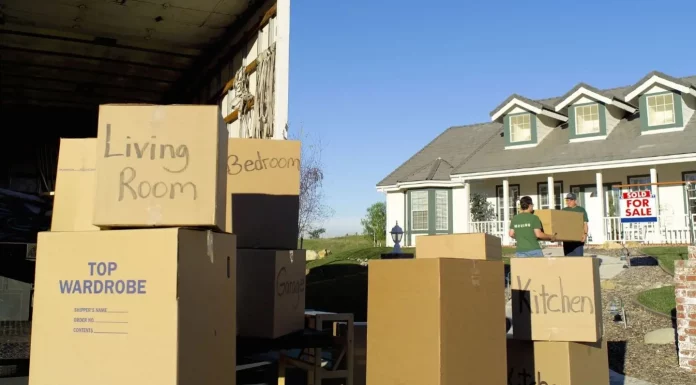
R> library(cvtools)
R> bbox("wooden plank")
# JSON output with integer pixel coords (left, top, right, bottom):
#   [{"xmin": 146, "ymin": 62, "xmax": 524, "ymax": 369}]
[
  {"xmin": 217, "ymin": 3, "xmax": 278, "ymax": 98},
  {"xmin": 220, "ymin": 59, "xmax": 259, "ymax": 97},
  {"xmin": 223, "ymin": 98, "xmax": 255, "ymax": 124}
]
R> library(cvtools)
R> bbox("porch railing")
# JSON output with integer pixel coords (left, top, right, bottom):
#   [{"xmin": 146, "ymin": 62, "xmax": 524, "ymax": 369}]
[
  {"xmin": 470, "ymin": 221, "xmax": 516, "ymax": 246},
  {"xmin": 603, "ymin": 215, "xmax": 695, "ymax": 245}
]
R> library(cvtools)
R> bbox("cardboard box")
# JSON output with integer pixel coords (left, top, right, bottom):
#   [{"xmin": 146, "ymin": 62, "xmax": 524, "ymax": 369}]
[
  {"xmin": 506, "ymin": 337, "xmax": 609, "ymax": 385},
  {"xmin": 416, "ymin": 233, "xmax": 502, "ymax": 260},
  {"xmin": 226, "ymin": 138, "xmax": 300, "ymax": 249},
  {"xmin": 28, "ymin": 229, "xmax": 236, "ymax": 385},
  {"xmin": 534, "ymin": 209, "xmax": 585, "ymax": 242},
  {"xmin": 367, "ymin": 259, "xmax": 507, "ymax": 385},
  {"xmin": 51, "ymin": 138, "xmax": 99, "ymax": 232},
  {"xmin": 236, "ymin": 249, "xmax": 306, "ymax": 338},
  {"xmin": 510, "ymin": 257, "xmax": 602, "ymax": 342},
  {"xmin": 93, "ymin": 104, "xmax": 227, "ymax": 229}
]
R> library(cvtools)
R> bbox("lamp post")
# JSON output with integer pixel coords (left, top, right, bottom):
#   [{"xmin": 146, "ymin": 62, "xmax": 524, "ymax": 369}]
[{"xmin": 390, "ymin": 221, "xmax": 404, "ymax": 254}]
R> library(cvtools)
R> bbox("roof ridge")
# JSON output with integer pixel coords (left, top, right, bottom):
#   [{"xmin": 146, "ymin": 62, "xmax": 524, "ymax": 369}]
[
  {"xmin": 377, "ymin": 126, "xmax": 459, "ymax": 185},
  {"xmin": 532, "ymin": 73, "xmax": 696, "ymax": 104}
]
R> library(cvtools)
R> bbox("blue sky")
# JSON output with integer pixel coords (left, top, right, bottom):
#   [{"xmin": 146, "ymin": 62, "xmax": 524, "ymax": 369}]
[{"xmin": 287, "ymin": 0, "xmax": 696, "ymax": 237}]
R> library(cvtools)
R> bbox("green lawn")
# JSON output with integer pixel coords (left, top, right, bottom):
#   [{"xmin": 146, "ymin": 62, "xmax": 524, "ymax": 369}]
[
  {"xmin": 640, "ymin": 246, "xmax": 689, "ymax": 274},
  {"xmin": 636, "ymin": 285, "xmax": 676, "ymax": 317}
]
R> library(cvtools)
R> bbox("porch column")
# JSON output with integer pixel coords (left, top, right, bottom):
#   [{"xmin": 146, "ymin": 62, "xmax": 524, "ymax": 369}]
[
  {"xmin": 650, "ymin": 167, "xmax": 659, "ymax": 206},
  {"xmin": 547, "ymin": 176, "xmax": 555, "ymax": 209},
  {"xmin": 503, "ymin": 179, "xmax": 510, "ymax": 245},
  {"xmin": 650, "ymin": 167, "xmax": 662, "ymax": 244},
  {"xmin": 594, "ymin": 171, "xmax": 606, "ymax": 244},
  {"xmin": 463, "ymin": 181, "xmax": 471, "ymax": 233}
]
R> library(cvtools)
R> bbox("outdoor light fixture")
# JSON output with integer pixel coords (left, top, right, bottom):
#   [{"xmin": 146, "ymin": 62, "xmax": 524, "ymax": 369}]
[
  {"xmin": 390, "ymin": 221, "xmax": 403, "ymax": 254},
  {"xmin": 609, "ymin": 297, "xmax": 627, "ymax": 328}
]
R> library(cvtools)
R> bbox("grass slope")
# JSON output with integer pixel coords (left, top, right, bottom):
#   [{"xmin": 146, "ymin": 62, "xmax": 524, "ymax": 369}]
[{"xmin": 636, "ymin": 285, "xmax": 676, "ymax": 317}]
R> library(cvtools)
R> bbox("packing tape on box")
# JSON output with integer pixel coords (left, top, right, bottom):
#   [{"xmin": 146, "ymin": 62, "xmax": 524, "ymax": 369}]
[
  {"xmin": 207, "ymin": 230, "xmax": 214, "ymax": 263},
  {"xmin": 470, "ymin": 260, "xmax": 480, "ymax": 287},
  {"xmin": 146, "ymin": 205, "xmax": 163, "ymax": 226}
]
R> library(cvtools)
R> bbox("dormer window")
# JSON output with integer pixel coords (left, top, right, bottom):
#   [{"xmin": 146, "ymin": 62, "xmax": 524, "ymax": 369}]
[
  {"xmin": 575, "ymin": 104, "xmax": 600, "ymax": 135},
  {"xmin": 622, "ymin": 72, "xmax": 694, "ymax": 133},
  {"xmin": 554, "ymin": 83, "xmax": 636, "ymax": 142},
  {"xmin": 646, "ymin": 93, "xmax": 675, "ymax": 126},
  {"xmin": 490, "ymin": 94, "xmax": 568, "ymax": 149},
  {"xmin": 510, "ymin": 113, "xmax": 532, "ymax": 142}
]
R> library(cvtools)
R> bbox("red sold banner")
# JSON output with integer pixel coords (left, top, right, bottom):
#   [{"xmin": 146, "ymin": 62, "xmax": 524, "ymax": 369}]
[{"xmin": 620, "ymin": 190, "xmax": 657, "ymax": 223}]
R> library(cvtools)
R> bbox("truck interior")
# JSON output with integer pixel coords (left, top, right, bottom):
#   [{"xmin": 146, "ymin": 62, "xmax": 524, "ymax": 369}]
[{"xmin": 0, "ymin": 0, "xmax": 281, "ymax": 377}]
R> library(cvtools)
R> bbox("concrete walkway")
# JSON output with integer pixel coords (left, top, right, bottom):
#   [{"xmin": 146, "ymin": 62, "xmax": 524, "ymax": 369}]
[{"xmin": 506, "ymin": 251, "xmax": 657, "ymax": 385}]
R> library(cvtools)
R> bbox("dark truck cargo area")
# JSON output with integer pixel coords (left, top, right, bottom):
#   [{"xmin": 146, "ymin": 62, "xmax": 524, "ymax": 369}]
[{"xmin": 0, "ymin": 1, "xmax": 282, "ymax": 379}]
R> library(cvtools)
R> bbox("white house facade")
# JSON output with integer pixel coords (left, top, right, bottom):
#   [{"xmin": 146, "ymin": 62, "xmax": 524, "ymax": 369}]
[{"xmin": 377, "ymin": 71, "xmax": 696, "ymax": 247}]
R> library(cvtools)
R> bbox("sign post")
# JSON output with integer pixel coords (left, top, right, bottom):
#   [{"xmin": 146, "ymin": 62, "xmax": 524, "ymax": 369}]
[{"xmin": 619, "ymin": 190, "xmax": 657, "ymax": 223}]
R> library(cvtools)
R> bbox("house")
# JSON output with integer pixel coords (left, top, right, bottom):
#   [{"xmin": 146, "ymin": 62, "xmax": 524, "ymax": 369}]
[{"xmin": 377, "ymin": 71, "xmax": 696, "ymax": 247}]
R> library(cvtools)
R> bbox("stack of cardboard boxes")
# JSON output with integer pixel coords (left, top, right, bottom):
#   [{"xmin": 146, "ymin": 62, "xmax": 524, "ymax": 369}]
[
  {"xmin": 29, "ymin": 105, "xmax": 306, "ymax": 385},
  {"xmin": 504, "ymin": 208, "xmax": 609, "ymax": 384},
  {"xmin": 365, "ymin": 233, "xmax": 508, "ymax": 385},
  {"xmin": 227, "ymin": 138, "xmax": 306, "ymax": 339},
  {"xmin": 508, "ymin": 256, "xmax": 609, "ymax": 385}
]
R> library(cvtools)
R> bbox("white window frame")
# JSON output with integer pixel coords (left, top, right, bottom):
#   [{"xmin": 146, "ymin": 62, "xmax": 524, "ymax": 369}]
[
  {"xmin": 628, "ymin": 176, "xmax": 651, "ymax": 192},
  {"xmin": 575, "ymin": 104, "xmax": 600, "ymax": 135},
  {"xmin": 646, "ymin": 93, "xmax": 676, "ymax": 127},
  {"xmin": 509, "ymin": 114, "xmax": 532, "ymax": 143},
  {"xmin": 410, "ymin": 190, "xmax": 428, "ymax": 231},
  {"xmin": 538, "ymin": 182, "xmax": 563, "ymax": 210},
  {"xmin": 435, "ymin": 190, "xmax": 449, "ymax": 231}
]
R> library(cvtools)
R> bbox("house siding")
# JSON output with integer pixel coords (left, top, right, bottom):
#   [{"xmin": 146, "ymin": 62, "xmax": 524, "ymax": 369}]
[
  {"xmin": 385, "ymin": 191, "xmax": 406, "ymax": 247},
  {"xmin": 536, "ymin": 115, "xmax": 556, "ymax": 142},
  {"xmin": 452, "ymin": 186, "xmax": 468, "ymax": 233},
  {"xmin": 604, "ymin": 104, "xmax": 625, "ymax": 136}
]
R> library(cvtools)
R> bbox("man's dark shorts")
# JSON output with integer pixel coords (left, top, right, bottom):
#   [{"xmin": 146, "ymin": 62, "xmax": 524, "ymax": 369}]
[{"xmin": 563, "ymin": 241, "xmax": 585, "ymax": 256}]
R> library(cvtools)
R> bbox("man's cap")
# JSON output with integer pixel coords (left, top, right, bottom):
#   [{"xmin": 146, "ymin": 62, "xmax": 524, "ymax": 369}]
[{"xmin": 565, "ymin": 193, "xmax": 577, "ymax": 200}]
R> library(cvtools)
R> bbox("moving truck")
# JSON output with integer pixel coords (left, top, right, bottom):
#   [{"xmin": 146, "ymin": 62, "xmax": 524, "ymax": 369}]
[{"xmin": 0, "ymin": 0, "xmax": 292, "ymax": 364}]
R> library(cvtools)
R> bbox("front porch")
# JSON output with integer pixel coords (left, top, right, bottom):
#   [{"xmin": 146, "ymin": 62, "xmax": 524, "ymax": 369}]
[{"xmin": 461, "ymin": 162, "xmax": 696, "ymax": 246}]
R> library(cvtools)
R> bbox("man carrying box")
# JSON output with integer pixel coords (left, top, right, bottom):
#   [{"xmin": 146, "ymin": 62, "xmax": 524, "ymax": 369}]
[
  {"xmin": 509, "ymin": 196, "xmax": 556, "ymax": 257},
  {"xmin": 562, "ymin": 193, "xmax": 589, "ymax": 256}
]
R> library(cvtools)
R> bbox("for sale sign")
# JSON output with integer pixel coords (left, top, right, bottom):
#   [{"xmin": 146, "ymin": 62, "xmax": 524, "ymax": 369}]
[{"xmin": 620, "ymin": 190, "xmax": 657, "ymax": 223}]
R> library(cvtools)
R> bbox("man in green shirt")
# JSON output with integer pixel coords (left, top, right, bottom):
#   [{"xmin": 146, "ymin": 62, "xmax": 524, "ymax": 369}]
[
  {"xmin": 562, "ymin": 193, "xmax": 589, "ymax": 256},
  {"xmin": 508, "ymin": 196, "xmax": 556, "ymax": 257}
]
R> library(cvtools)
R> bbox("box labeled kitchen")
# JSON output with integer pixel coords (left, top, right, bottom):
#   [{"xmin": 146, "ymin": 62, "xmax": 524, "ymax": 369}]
[{"xmin": 510, "ymin": 257, "xmax": 602, "ymax": 342}]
